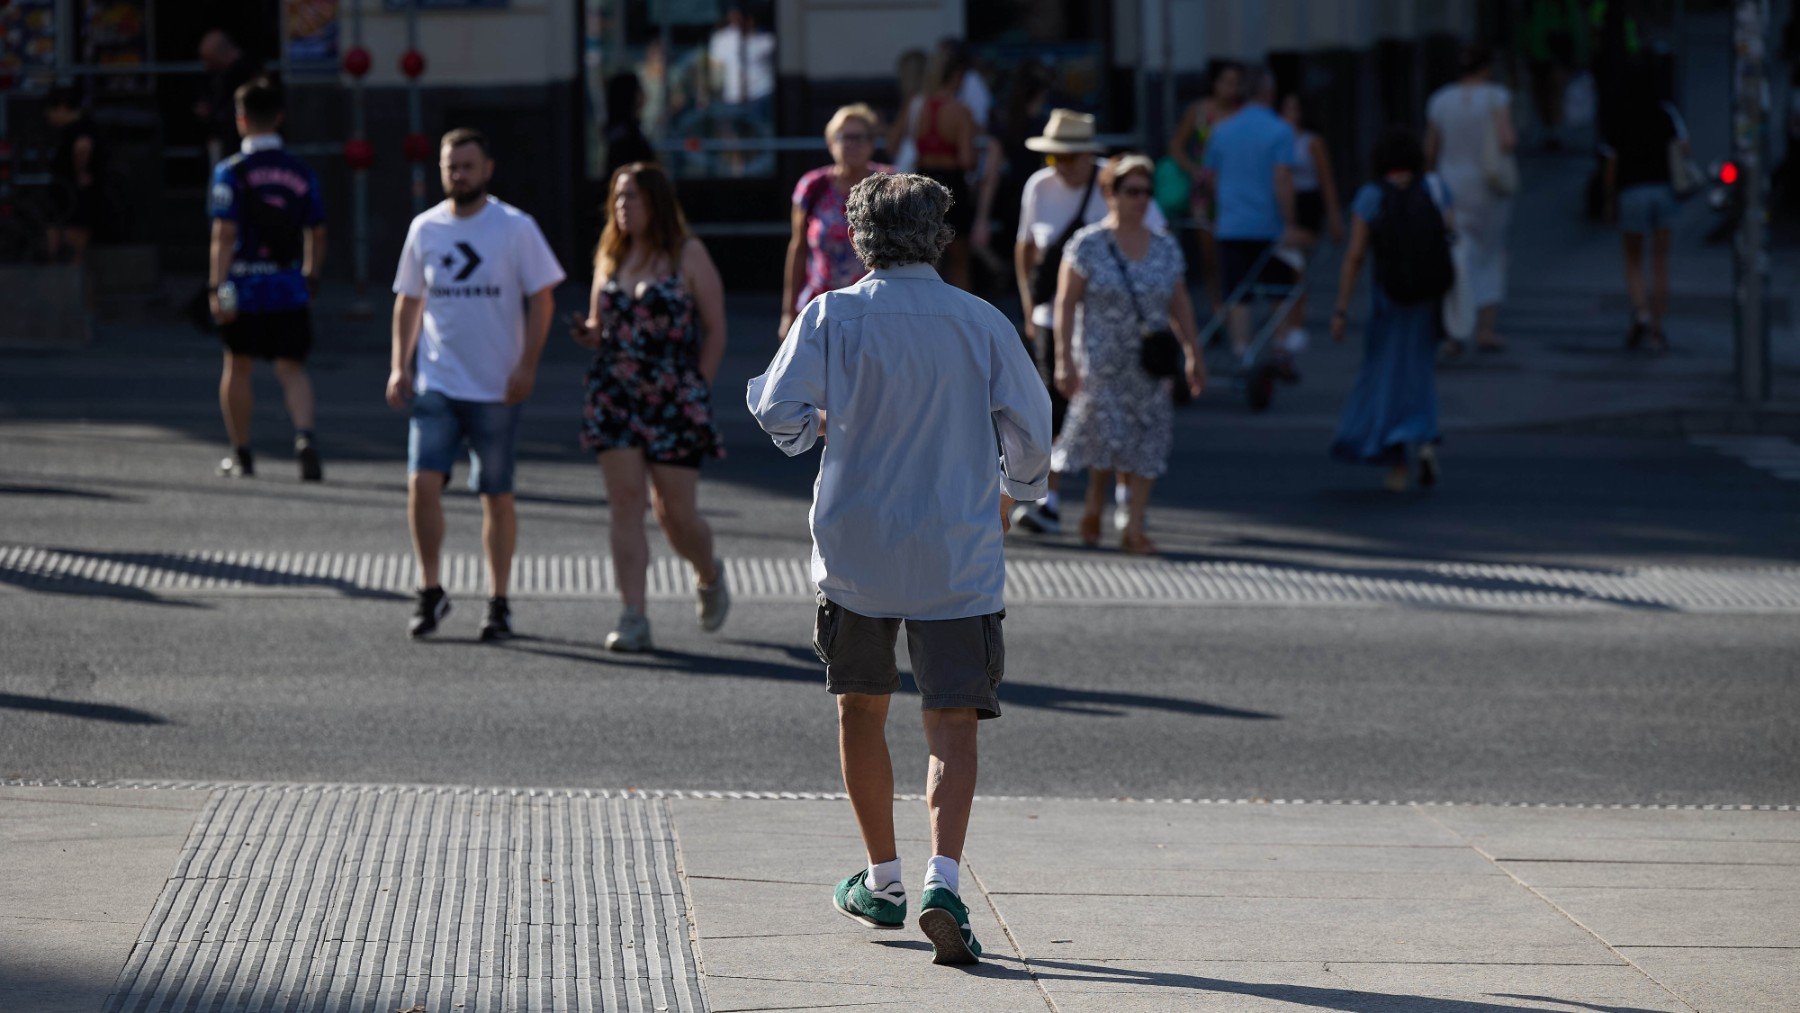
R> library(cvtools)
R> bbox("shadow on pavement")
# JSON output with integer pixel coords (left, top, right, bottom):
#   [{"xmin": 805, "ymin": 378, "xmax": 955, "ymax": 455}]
[
  {"xmin": 1, "ymin": 547, "xmax": 405, "ymax": 602},
  {"xmin": 0, "ymin": 566, "xmax": 204, "ymax": 608},
  {"xmin": 0, "ymin": 692, "xmax": 170, "ymax": 725},
  {"xmin": 1138, "ymin": 549, "xmax": 1673, "ymax": 612},
  {"xmin": 979, "ymin": 956, "xmax": 1670, "ymax": 1013},
  {"xmin": 0, "ymin": 482, "xmax": 134, "ymax": 501},
  {"xmin": 493, "ymin": 637, "xmax": 1279, "ymax": 721}
]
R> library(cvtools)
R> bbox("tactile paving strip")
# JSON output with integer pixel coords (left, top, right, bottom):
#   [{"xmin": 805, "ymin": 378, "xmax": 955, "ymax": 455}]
[
  {"xmin": 7, "ymin": 544, "xmax": 1800, "ymax": 612},
  {"xmin": 9, "ymin": 777, "xmax": 1793, "ymax": 812},
  {"xmin": 103, "ymin": 785, "xmax": 705, "ymax": 1013}
]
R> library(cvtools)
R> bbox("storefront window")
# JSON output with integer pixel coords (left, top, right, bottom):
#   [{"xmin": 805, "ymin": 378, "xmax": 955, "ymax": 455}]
[{"xmin": 584, "ymin": 0, "xmax": 777, "ymax": 181}]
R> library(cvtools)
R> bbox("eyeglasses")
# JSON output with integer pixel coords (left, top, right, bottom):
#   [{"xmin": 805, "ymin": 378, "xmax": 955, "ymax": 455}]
[
  {"xmin": 834, "ymin": 132, "xmax": 872, "ymax": 144},
  {"xmin": 1117, "ymin": 185, "xmax": 1153, "ymax": 198}
]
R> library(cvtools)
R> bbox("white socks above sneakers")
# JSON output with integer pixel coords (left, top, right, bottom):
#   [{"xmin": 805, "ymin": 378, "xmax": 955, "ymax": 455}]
[
  {"xmin": 923, "ymin": 855, "xmax": 960, "ymax": 896},
  {"xmin": 867, "ymin": 857, "xmax": 903, "ymax": 891}
]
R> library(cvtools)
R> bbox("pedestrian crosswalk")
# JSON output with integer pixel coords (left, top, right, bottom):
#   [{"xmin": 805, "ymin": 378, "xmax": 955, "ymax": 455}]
[
  {"xmin": 1691, "ymin": 435, "xmax": 1800, "ymax": 482},
  {"xmin": 7, "ymin": 544, "xmax": 1800, "ymax": 612}
]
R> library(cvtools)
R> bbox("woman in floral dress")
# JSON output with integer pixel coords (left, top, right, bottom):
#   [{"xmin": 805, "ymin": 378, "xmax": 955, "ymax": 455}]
[
  {"xmin": 1052, "ymin": 155, "xmax": 1205, "ymax": 555},
  {"xmin": 570, "ymin": 162, "xmax": 729, "ymax": 652},
  {"xmin": 780, "ymin": 104, "xmax": 892, "ymax": 336}
]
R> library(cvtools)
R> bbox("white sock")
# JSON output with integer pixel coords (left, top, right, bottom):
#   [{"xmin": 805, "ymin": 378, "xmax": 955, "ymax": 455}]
[
  {"xmin": 1113, "ymin": 483, "xmax": 1129, "ymax": 507},
  {"xmin": 867, "ymin": 857, "xmax": 902, "ymax": 891},
  {"xmin": 923, "ymin": 855, "xmax": 960, "ymax": 896},
  {"xmin": 1043, "ymin": 491, "xmax": 1060, "ymax": 513}
]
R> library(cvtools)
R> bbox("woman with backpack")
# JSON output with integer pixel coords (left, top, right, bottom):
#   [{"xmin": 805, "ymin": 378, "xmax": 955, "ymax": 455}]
[{"xmin": 1328, "ymin": 128, "xmax": 1454, "ymax": 493}]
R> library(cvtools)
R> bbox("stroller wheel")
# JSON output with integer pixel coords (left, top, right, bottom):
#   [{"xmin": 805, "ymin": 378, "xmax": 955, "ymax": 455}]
[{"xmin": 1246, "ymin": 364, "xmax": 1276, "ymax": 412}]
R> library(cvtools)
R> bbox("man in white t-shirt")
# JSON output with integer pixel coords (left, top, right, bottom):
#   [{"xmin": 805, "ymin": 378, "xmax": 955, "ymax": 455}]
[
  {"xmin": 1010, "ymin": 110, "xmax": 1166, "ymax": 535},
  {"xmin": 708, "ymin": 6, "xmax": 775, "ymax": 108},
  {"xmin": 385, "ymin": 127, "xmax": 566, "ymax": 642}
]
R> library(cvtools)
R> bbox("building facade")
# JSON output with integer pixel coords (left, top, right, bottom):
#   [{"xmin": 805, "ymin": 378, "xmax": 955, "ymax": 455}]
[{"xmin": 6, "ymin": 0, "xmax": 1504, "ymax": 286}]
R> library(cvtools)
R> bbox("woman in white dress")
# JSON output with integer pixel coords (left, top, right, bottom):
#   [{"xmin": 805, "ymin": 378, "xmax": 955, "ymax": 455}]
[
  {"xmin": 1426, "ymin": 44, "xmax": 1517, "ymax": 354},
  {"xmin": 1052, "ymin": 155, "xmax": 1205, "ymax": 555}
]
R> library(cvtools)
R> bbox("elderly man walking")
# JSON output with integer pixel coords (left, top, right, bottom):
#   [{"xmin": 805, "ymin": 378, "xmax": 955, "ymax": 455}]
[{"xmin": 748, "ymin": 174, "xmax": 1051, "ymax": 965}]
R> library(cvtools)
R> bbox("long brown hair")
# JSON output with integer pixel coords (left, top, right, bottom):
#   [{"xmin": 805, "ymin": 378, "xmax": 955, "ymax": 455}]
[{"xmin": 595, "ymin": 162, "xmax": 691, "ymax": 278}]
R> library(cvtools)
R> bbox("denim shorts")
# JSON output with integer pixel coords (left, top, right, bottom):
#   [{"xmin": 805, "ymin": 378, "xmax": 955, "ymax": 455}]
[
  {"xmin": 407, "ymin": 390, "xmax": 523, "ymax": 495},
  {"xmin": 812, "ymin": 595, "xmax": 1005, "ymax": 720},
  {"xmin": 1619, "ymin": 183, "xmax": 1678, "ymax": 235}
]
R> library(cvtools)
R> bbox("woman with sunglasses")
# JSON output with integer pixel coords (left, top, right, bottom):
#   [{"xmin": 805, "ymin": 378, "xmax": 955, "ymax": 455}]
[
  {"xmin": 1052, "ymin": 154, "xmax": 1205, "ymax": 555},
  {"xmin": 780, "ymin": 104, "xmax": 893, "ymax": 338}
]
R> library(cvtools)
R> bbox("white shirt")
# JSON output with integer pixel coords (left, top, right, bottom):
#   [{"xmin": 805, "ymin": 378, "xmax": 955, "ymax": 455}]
[
  {"xmin": 393, "ymin": 197, "xmax": 566, "ymax": 402},
  {"xmin": 1017, "ymin": 162, "xmax": 1168, "ymax": 327},
  {"xmin": 958, "ymin": 71, "xmax": 993, "ymax": 133},
  {"xmin": 708, "ymin": 26, "xmax": 776, "ymax": 104},
  {"xmin": 747, "ymin": 263, "xmax": 1052, "ymax": 620}
]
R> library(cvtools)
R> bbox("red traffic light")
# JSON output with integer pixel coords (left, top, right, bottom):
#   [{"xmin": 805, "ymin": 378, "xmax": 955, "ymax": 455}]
[
  {"xmin": 343, "ymin": 138, "xmax": 375, "ymax": 171},
  {"xmin": 343, "ymin": 47, "xmax": 372, "ymax": 79},
  {"xmin": 399, "ymin": 50, "xmax": 426, "ymax": 80},
  {"xmin": 1719, "ymin": 161, "xmax": 1740, "ymax": 185},
  {"xmin": 401, "ymin": 132, "xmax": 434, "ymax": 163}
]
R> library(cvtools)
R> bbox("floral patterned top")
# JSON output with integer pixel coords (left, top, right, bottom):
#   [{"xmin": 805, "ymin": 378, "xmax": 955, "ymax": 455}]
[
  {"xmin": 792, "ymin": 163, "xmax": 892, "ymax": 313},
  {"xmin": 581, "ymin": 274, "xmax": 724, "ymax": 465}
]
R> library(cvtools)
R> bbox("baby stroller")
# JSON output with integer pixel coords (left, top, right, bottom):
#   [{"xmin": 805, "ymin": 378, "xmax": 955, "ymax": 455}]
[{"xmin": 1195, "ymin": 243, "xmax": 1307, "ymax": 411}]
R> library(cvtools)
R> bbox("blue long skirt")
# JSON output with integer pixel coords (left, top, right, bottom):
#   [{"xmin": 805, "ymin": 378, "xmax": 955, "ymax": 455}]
[{"xmin": 1330, "ymin": 297, "xmax": 1441, "ymax": 465}]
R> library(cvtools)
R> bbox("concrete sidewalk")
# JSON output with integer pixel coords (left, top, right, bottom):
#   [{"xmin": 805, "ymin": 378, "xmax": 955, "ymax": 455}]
[{"xmin": 3, "ymin": 783, "xmax": 1795, "ymax": 1012}]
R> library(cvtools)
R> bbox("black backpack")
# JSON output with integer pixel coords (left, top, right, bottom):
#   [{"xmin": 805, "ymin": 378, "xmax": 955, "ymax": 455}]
[
  {"xmin": 1370, "ymin": 179, "xmax": 1453, "ymax": 306},
  {"xmin": 230, "ymin": 159, "xmax": 307, "ymax": 265}
]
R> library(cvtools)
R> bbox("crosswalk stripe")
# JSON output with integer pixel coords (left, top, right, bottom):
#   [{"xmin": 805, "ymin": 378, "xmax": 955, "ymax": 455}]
[{"xmin": 6, "ymin": 544, "xmax": 1800, "ymax": 612}]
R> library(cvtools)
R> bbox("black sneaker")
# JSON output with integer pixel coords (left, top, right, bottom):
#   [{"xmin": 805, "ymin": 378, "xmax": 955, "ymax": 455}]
[
  {"xmin": 218, "ymin": 447, "xmax": 255, "ymax": 478},
  {"xmin": 1010, "ymin": 500, "xmax": 1061, "ymax": 535},
  {"xmin": 1271, "ymin": 349, "xmax": 1302, "ymax": 384},
  {"xmin": 478, "ymin": 596, "xmax": 512, "ymax": 641},
  {"xmin": 1246, "ymin": 364, "xmax": 1277, "ymax": 412},
  {"xmin": 1625, "ymin": 318, "xmax": 1648, "ymax": 350},
  {"xmin": 409, "ymin": 586, "xmax": 451, "ymax": 638},
  {"xmin": 296, "ymin": 437, "xmax": 324, "ymax": 482},
  {"xmin": 1418, "ymin": 445, "xmax": 1440, "ymax": 489}
]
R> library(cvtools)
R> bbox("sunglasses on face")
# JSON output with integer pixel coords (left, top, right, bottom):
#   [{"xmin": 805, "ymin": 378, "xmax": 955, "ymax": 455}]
[
  {"xmin": 1116, "ymin": 185, "xmax": 1153, "ymax": 198},
  {"xmin": 835, "ymin": 132, "xmax": 872, "ymax": 144}
]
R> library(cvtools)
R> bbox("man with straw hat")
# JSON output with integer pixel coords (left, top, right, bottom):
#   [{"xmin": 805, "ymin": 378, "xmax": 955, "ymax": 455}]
[{"xmin": 1012, "ymin": 109, "xmax": 1165, "ymax": 537}]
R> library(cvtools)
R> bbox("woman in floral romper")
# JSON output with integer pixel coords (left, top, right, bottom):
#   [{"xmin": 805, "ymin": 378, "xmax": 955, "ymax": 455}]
[{"xmin": 570, "ymin": 162, "xmax": 729, "ymax": 652}]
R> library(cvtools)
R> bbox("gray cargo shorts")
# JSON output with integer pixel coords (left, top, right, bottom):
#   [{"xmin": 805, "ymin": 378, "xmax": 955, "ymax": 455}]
[{"xmin": 812, "ymin": 595, "xmax": 1005, "ymax": 719}]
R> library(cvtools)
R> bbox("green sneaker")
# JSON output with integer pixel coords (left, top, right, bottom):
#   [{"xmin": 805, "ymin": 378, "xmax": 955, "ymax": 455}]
[
  {"xmin": 833, "ymin": 870, "xmax": 906, "ymax": 930},
  {"xmin": 918, "ymin": 887, "xmax": 982, "ymax": 964}
]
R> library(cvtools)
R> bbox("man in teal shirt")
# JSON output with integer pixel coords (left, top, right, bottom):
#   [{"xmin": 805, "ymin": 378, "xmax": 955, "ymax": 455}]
[{"xmin": 1203, "ymin": 66, "xmax": 1301, "ymax": 356}]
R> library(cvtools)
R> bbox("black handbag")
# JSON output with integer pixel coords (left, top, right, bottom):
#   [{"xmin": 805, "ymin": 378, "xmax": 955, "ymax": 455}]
[
  {"xmin": 1104, "ymin": 235, "xmax": 1184, "ymax": 379},
  {"xmin": 1027, "ymin": 166, "xmax": 1098, "ymax": 307}
]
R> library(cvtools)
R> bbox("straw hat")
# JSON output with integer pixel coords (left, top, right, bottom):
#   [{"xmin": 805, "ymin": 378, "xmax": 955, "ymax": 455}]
[{"xmin": 1025, "ymin": 109, "xmax": 1102, "ymax": 154}]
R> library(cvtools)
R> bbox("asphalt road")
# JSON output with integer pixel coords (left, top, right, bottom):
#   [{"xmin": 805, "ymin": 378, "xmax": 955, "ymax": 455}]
[{"xmin": 3, "ymin": 298, "xmax": 1798, "ymax": 804}]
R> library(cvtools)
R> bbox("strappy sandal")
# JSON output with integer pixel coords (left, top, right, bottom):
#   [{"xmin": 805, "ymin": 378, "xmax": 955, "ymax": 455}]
[
  {"xmin": 1079, "ymin": 512, "xmax": 1101, "ymax": 547},
  {"xmin": 1120, "ymin": 530, "xmax": 1159, "ymax": 556}
]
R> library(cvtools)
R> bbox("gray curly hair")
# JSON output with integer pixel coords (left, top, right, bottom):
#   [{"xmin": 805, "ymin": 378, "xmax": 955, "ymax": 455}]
[{"xmin": 846, "ymin": 173, "xmax": 955, "ymax": 269}]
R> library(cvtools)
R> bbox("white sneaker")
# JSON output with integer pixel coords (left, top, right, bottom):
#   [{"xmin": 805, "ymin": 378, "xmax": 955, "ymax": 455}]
[
  {"xmin": 605, "ymin": 607, "xmax": 653, "ymax": 652},
  {"xmin": 696, "ymin": 559, "xmax": 730, "ymax": 633},
  {"xmin": 1112, "ymin": 504, "xmax": 1130, "ymax": 532}
]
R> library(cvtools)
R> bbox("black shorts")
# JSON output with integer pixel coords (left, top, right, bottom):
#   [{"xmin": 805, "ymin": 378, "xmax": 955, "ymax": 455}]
[
  {"xmin": 220, "ymin": 307, "xmax": 313, "ymax": 362},
  {"xmin": 813, "ymin": 595, "xmax": 1005, "ymax": 719},
  {"xmin": 1219, "ymin": 239, "xmax": 1297, "ymax": 300}
]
